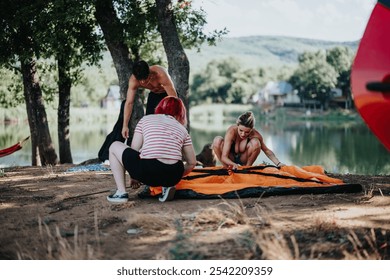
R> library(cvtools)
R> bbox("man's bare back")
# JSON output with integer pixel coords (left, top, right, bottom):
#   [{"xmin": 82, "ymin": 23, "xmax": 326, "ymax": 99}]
[
  {"xmin": 98, "ymin": 61, "xmax": 179, "ymax": 162},
  {"xmin": 135, "ymin": 66, "xmax": 168, "ymax": 93},
  {"xmin": 122, "ymin": 61, "xmax": 177, "ymax": 139}
]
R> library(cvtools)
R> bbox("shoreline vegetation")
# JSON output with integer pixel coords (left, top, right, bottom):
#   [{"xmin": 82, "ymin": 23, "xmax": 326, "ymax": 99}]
[
  {"xmin": 0, "ymin": 103, "xmax": 362, "ymax": 125},
  {"xmin": 3, "ymin": 103, "xmax": 386, "ymax": 175}
]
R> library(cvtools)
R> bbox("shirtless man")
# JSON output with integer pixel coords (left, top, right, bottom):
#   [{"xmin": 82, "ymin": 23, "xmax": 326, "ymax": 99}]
[
  {"xmin": 98, "ymin": 61, "xmax": 177, "ymax": 162},
  {"xmin": 212, "ymin": 111, "xmax": 285, "ymax": 169},
  {"xmin": 122, "ymin": 60, "xmax": 177, "ymax": 139}
]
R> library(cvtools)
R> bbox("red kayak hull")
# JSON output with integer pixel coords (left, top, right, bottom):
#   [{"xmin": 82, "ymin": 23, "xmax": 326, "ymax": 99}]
[{"xmin": 351, "ymin": 1, "xmax": 390, "ymax": 151}]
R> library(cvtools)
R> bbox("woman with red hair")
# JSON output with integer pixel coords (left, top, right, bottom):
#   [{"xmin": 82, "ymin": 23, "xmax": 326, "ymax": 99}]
[{"xmin": 107, "ymin": 97, "xmax": 196, "ymax": 203}]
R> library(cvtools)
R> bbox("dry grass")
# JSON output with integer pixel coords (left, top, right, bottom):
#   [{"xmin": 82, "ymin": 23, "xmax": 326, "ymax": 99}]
[
  {"xmin": 16, "ymin": 215, "xmax": 101, "ymax": 260},
  {"xmin": 3, "ymin": 165, "xmax": 389, "ymax": 260},
  {"xmin": 356, "ymin": 186, "xmax": 375, "ymax": 204},
  {"xmin": 343, "ymin": 229, "xmax": 382, "ymax": 260},
  {"xmin": 255, "ymin": 232, "xmax": 299, "ymax": 260},
  {"xmin": 312, "ymin": 215, "xmax": 340, "ymax": 232},
  {"xmin": 162, "ymin": 199, "xmax": 389, "ymax": 260},
  {"xmin": 126, "ymin": 213, "xmax": 174, "ymax": 232},
  {"xmin": 10, "ymin": 196, "xmax": 390, "ymax": 260},
  {"xmin": 191, "ymin": 200, "xmax": 250, "ymax": 230}
]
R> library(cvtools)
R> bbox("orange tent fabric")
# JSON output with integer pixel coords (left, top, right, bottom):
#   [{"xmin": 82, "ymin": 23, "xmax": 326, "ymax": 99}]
[{"xmin": 139, "ymin": 165, "xmax": 362, "ymax": 199}]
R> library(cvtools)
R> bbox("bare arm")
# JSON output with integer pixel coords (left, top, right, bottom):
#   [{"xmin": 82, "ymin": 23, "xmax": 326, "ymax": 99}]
[
  {"xmin": 122, "ymin": 75, "xmax": 138, "ymax": 139},
  {"xmin": 182, "ymin": 145, "xmax": 197, "ymax": 176},
  {"xmin": 155, "ymin": 66, "xmax": 177, "ymax": 97},
  {"xmin": 221, "ymin": 126, "xmax": 240, "ymax": 169},
  {"xmin": 259, "ymin": 136, "xmax": 284, "ymax": 166},
  {"xmin": 130, "ymin": 131, "xmax": 143, "ymax": 152}
]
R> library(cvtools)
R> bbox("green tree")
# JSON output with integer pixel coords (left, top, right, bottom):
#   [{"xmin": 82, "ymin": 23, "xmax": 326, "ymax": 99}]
[
  {"xmin": 157, "ymin": 0, "xmax": 191, "ymax": 124},
  {"xmin": 95, "ymin": 0, "xmax": 226, "ymax": 137},
  {"xmin": 0, "ymin": 0, "xmax": 58, "ymax": 165},
  {"xmin": 0, "ymin": 68, "xmax": 24, "ymax": 107},
  {"xmin": 190, "ymin": 59, "xmax": 232, "ymax": 104},
  {"xmin": 190, "ymin": 58, "xmax": 263, "ymax": 104},
  {"xmin": 0, "ymin": 1, "xmax": 104, "ymax": 165},
  {"xmin": 289, "ymin": 51, "xmax": 338, "ymax": 109},
  {"xmin": 228, "ymin": 69, "xmax": 260, "ymax": 104},
  {"xmin": 326, "ymin": 46, "xmax": 354, "ymax": 109},
  {"xmin": 94, "ymin": 0, "xmax": 148, "ymax": 142},
  {"xmin": 41, "ymin": 0, "xmax": 104, "ymax": 163},
  {"xmin": 1, "ymin": 0, "xmax": 225, "ymax": 164}
]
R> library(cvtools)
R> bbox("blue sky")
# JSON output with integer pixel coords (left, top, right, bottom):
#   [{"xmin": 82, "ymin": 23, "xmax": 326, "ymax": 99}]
[{"xmin": 192, "ymin": 0, "xmax": 377, "ymax": 41}]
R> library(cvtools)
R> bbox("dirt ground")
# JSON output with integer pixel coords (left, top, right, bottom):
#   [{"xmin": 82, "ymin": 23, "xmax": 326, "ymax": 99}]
[{"xmin": 0, "ymin": 164, "xmax": 389, "ymax": 260}]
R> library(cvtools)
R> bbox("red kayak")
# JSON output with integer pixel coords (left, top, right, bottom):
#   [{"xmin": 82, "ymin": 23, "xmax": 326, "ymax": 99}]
[{"xmin": 351, "ymin": 0, "xmax": 390, "ymax": 151}]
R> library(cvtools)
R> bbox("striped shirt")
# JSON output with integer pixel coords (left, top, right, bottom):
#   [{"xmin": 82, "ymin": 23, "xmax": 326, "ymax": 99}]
[{"xmin": 134, "ymin": 114, "xmax": 192, "ymax": 160}]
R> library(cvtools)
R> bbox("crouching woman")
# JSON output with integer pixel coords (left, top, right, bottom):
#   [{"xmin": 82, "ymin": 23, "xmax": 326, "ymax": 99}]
[{"xmin": 107, "ymin": 96, "xmax": 197, "ymax": 203}]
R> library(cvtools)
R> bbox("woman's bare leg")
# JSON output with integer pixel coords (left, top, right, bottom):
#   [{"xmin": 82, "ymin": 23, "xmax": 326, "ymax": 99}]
[
  {"xmin": 212, "ymin": 136, "xmax": 229, "ymax": 167},
  {"xmin": 241, "ymin": 138, "xmax": 261, "ymax": 166},
  {"xmin": 109, "ymin": 141, "xmax": 130, "ymax": 193}
]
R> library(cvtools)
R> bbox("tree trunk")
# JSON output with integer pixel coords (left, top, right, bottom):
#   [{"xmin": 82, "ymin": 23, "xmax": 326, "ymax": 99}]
[
  {"xmin": 22, "ymin": 65, "xmax": 40, "ymax": 166},
  {"xmin": 94, "ymin": 0, "xmax": 144, "ymax": 141},
  {"xmin": 21, "ymin": 58, "xmax": 58, "ymax": 166},
  {"xmin": 156, "ymin": 0, "xmax": 190, "ymax": 129},
  {"xmin": 57, "ymin": 57, "xmax": 73, "ymax": 163}
]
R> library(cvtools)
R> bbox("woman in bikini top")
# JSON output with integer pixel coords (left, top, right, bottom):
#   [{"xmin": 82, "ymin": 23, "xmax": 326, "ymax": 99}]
[
  {"xmin": 230, "ymin": 138, "xmax": 251, "ymax": 165},
  {"xmin": 212, "ymin": 111, "xmax": 284, "ymax": 169}
]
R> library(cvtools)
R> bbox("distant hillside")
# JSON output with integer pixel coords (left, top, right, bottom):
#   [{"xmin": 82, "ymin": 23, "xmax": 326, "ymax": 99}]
[
  {"xmin": 85, "ymin": 35, "xmax": 359, "ymax": 104},
  {"xmin": 186, "ymin": 35, "xmax": 359, "ymax": 73}
]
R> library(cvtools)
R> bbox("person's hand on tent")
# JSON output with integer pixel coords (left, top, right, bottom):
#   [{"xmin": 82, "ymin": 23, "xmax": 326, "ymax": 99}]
[{"xmin": 228, "ymin": 163, "xmax": 240, "ymax": 173}]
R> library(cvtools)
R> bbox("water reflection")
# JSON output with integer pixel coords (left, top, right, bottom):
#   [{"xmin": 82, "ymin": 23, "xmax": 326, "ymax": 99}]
[
  {"xmin": 0, "ymin": 121, "xmax": 108, "ymax": 167},
  {"xmin": 281, "ymin": 122, "xmax": 390, "ymax": 174},
  {"xmin": 190, "ymin": 115, "xmax": 390, "ymax": 175},
  {"xmin": 1, "ymin": 110, "xmax": 389, "ymax": 175}
]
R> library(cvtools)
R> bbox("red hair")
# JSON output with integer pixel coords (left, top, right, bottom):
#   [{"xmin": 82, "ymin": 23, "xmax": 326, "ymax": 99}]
[{"xmin": 155, "ymin": 96, "xmax": 187, "ymax": 126}]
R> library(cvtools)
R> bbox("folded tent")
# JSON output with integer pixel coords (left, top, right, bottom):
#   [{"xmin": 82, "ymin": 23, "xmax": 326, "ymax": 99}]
[{"xmin": 138, "ymin": 165, "xmax": 362, "ymax": 199}]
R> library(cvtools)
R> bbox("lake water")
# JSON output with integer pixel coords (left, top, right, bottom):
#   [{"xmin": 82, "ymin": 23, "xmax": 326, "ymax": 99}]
[{"xmin": 1, "ymin": 107, "xmax": 389, "ymax": 175}]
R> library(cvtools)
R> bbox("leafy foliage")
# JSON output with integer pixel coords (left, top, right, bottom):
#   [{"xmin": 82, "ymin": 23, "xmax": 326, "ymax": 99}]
[
  {"xmin": 326, "ymin": 46, "xmax": 354, "ymax": 101},
  {"xmin": 111, "ymin": 0, "xmax": 227, "ymax": 63},
  {"xmin": 191, "ymin": 45, "xmax": 355, "ymax": 108},
  {"xmin": 190, "ymin": 58, "xmax": 261, "ymax": 104},
  {"xmin": 0, "ymin": 0, "xmax": 227, "ymax": 107},
  {"xmin": 0, "ymin": 68, "xmax": 24, "ymax": 108},
  {"xmin": 289, "ymin": 51, "xmax": 338, "ymax": 105},
  {"xmin": 173, "ymin": 1, "xmax": 228, "ymax": 50},
  {"xmin": 0, "ymin": 0, "xmax": 105, "ymax": 107}
]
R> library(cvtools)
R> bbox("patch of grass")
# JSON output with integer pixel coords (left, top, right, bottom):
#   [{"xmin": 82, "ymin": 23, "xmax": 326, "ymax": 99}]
[
  {"xmin": 343, "ymin": 229, "xmax": 387, "ymax": 260},
  {"xmin": 17, "ymin": 215, "xmax": 101, "ymax": 260},
  {"xmin": 312, "ymin": 215, "xmax": 340, "ymax": 232},
  {"xmin": 255, "ymin": 231, "xmax": 299, "ymax": 260},
  {"xmin": 43, "ymin": 165, "xmax": 55, "ymax": 177},
  {"xmin": 169, "ymin": 220, "xmax": 204, "ymax": 260},
  {"xmin": 126, "ymin": 213, "xmax": 173, "ymax": 232},
  {"xmin": 165, "ymin": 199, "xmax": 390, "ymax": 260}
]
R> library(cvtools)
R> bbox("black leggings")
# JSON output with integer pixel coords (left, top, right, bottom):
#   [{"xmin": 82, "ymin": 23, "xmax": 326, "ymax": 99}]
[
  {"xmin": 98, "ymin": 92, "xmax": 168, "ymax": 161},
  {"xmin": 146, "ymin": 92, "xmax": 168, "ymax": 115},
  {"xmin": 122, "ymin": 148, "xmax": 184, "ymax": 187}
]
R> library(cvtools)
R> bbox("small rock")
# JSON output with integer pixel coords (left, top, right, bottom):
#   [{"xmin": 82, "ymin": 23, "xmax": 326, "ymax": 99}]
[{"xmin": 126, "ymin": 228, "xmax": 142, "ymax": 235}]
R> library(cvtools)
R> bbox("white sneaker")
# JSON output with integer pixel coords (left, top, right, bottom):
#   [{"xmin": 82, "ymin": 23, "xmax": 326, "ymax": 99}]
[
  {"xmin": 159, "ymin": 186, "xmax": 176, "ymax": 202},
  {"xmin": 107, "ymin": 192, "xmax": 129, "ymax": 203}
]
